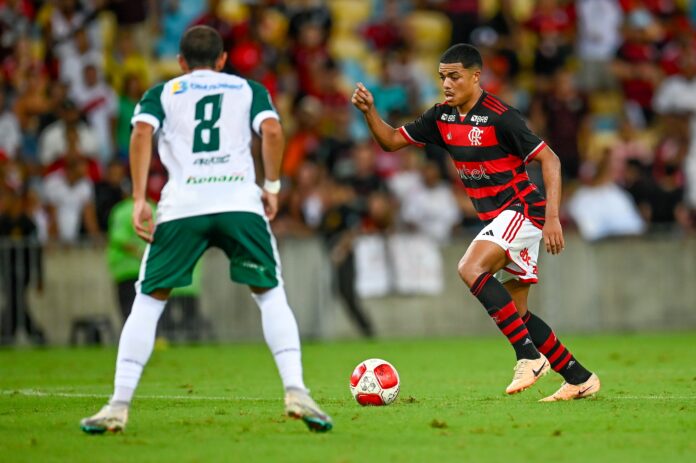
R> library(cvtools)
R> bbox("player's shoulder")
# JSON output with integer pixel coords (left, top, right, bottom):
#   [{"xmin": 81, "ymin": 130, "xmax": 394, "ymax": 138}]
[
  {"xmin": 477, "ymin": 92, "xmax": 527, "ymax": 127},
  {"xmin": 478, "ymin": 92, "xmax": 516, "ymax": 118}
]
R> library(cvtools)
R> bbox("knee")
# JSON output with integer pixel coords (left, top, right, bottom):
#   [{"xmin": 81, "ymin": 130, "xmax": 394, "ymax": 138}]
[{"xmin": 457, "ymin": 257, "xmax": 489, "ymax": 289}]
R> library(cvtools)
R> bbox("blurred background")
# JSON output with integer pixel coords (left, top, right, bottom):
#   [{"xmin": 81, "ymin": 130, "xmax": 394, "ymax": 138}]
[{"xmin": 0, "ymin": 0, "xmax": 695, "ymax": 347}]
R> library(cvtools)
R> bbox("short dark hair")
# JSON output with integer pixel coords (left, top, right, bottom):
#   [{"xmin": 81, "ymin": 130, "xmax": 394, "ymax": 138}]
[
  {"xmin": 179, "ymin": 26, "xmax": 224, "ymax": 68},
  {"xmin": 440, "ymin": 44, "xmax": 483, "ymax": 69}
]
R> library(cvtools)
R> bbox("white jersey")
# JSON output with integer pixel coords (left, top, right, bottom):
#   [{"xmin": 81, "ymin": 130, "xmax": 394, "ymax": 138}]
[{"xmin": 131, "ymin": 69, "xmax": 279, "ymax": 224}]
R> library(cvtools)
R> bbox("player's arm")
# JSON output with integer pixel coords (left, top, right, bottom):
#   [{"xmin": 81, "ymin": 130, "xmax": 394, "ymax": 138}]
[
  {"xmin": 259, "ymin": 117, "xmax": 284, "ymax": 220},
  {"xmin": 533, "ymin": 147, "xmax": 564, "ymax": 255},
  {"xmin": 129, "ymin": 121, "xmax": 155, "ymax": 242},
  {"xmin": 352, "ymin": 82, "xmax": 410, "ymax": 152}
]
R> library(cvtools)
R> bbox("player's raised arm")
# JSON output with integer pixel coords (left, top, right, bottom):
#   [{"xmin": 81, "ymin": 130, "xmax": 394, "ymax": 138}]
[
  {"xmin": 533, "ymin": 147, "xmax": 564, "ymax": 255},
  {"xmin": 352, "ymin": 82, "xmax": 410, "ymax": 152},
  {"xmin": 259, "ymin": 117, "xmax": 284, "ymax": 220},
  {"xmin": 129, "ymin": 121, "xmax": 155, "ymax": 242}
]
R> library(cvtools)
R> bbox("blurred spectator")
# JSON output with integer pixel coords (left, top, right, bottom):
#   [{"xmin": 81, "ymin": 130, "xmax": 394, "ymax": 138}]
[
  {"xmin": 0, "ymin": 85, "xmax": 21, "ymax": 160},
  {"xmin": 318, "ymin": 179, "xmax": 374, "ymax": 337},
  {"xmin": 114, "ymin": 74, "xmax": 143, "ymax": 160},
  {"xmin": 42, "ymin": 0, "xmax": 101, "ymax": 65},
  {"xmin": 94, "ymin": 159, "xmax": 127, "ymax": 232},
  {"xmin": 105, "ymin": 30, "xmax": 151, "ymax": 96},
  {"xmin": 13, "ymin": 68, "xmax": 51, "ymax": 160},
  {"xmin": 609, "ymin": 116, "xmax": 654, "ymax": 184},
  {"xmin": 59, "ymin": 26, "xmax": 102, "ymax": 95},
  {"xmin": 524, "ymin": 0, "xmax": 574, "ymax": 90},
  {"xmin": 361, "ymin": 0, "xmax": 405, "ymax": 52},
  {"xmin": 71, "ymin": 63, "xmax": 118, "ymax": 164},
  {"xmin": 611, "ymin": 7, "xmax": 663, "ymax": 127},
  {"xmin": 43, "ymin": 156, "xmax": 100, "ymax": 243},
  {"xmin": 442, "ymin": 0, "xmax": 480, "ymax": 45},
  {"xmin": 653, "ymin": 45, "xmax": 696, "ymax": 210},
  {"xmin": 107, "ymin": 0, "xmax": 155, "ymax": 57},
  {"xmin": 282, "ymin": 95, "xmax": 322, "ymax": 179},
  {"xmin": 400, "ymin": 160, "xmax": 460, "ymax": 244},
  {"xmin": 37, "ymin": 99, "xmax": 99, "ymax": 166},
  {"xmin": 0, "ymin": 187, "xmax": 44, "ymax": 345},
  {"xmin": 0, "ymin": 0, "xmax": 33, "ymax": 63},
  {"xmin": 529, "ymin": 68, "xmax": 591, "ymax": 181},
  {"xmin": 44, "ymin": 124, "xmax": 101, "ymax": 182},
  {"xmin": 566, "ymin": 148, "xmax": 645, "ymax": 241},
  {"xmin": 156, "ymin": 0, "xmax": 205, "ymax": 58},
  {"xmin": 574, "ymin": 0, "xmax": 623, "ymax": 91},
  {"xmin": 346, "ymin": 142, "xmax": 385, "ymax": 203}
]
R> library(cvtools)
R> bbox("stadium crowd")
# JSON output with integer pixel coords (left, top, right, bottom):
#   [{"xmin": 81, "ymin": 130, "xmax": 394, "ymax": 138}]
[{"xmin": 0, "ymin": 0, "xmax": 694, "ymax": 250}]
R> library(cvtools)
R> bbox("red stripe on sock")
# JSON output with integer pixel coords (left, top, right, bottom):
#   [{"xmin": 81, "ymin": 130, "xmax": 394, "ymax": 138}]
[
  {"xmin": 538, "ymin": 333, "xmax": 557, "ymax": 354},
  {"xmin": 548, "ymin": 345, "xmax": 566, "ymax": 364},
  {"xmin": 491, "ymin": 302, "xmax": 517, "ymax": 324},
  {"xmin": 472, "ymin": 273, "xmax": 492, "ymax": 296},
  {"xmin": 509, "ymin": 328, "xmax": 530, "ymax": 344},
  {"xmin": 554, "ymin": 352, "xmax": 573, "ymax": 371},
  {"xmin": 502, "ymin": 317, "xmax": 524, "ymax": 335}
]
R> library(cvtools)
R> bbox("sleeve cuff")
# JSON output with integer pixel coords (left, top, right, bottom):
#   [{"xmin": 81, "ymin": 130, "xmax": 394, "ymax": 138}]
[
  {"xmin": 131, "ymin": 114, "xmax": 161, "ymax": 132},
  {"xmin": 252, "ymin": 110, "xmax": 280, "ymax": 135},
  {"xmin": 398, "ymin": 126, "xmax": 425, "ymax": 147},
  {"xmin": 524, "ymin": 141, "xmax": 546, "ymax": 163}
]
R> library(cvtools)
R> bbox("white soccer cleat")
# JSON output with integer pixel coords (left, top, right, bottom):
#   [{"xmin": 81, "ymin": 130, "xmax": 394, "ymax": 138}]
[
  {"xmin": 540, "ymin": 373, "xmax": 601, "ymax": 402},
  {"xmin": 505, "ymin": 355, "xmax": 550, "ymax": 394},
  {"xmin": 80, "ymin": 404, "xmax": 129, "ymax": 434},
  {"xmin": 284, "ymin": 388, "xmax": 333, "ymax": 433}
]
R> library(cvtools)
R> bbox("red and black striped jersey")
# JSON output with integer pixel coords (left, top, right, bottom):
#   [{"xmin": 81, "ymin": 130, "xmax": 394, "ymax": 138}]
[{"xmin": 399, "ymin": 91, "xmax": 547, "ymax": 227}]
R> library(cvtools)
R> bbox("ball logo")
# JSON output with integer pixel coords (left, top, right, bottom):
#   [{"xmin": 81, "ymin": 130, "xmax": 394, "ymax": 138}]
[{"xmin": 468, "ymin": 127, "xmax": 483, "ymax": 146}]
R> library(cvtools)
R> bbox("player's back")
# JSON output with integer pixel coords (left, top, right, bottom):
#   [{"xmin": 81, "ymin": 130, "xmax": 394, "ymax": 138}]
[{"xmin": 135, "ymin": 70, "xmax": 277, "ymax": 224}]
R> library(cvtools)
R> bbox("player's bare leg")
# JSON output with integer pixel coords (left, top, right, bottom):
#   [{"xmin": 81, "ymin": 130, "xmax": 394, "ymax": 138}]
[
  {"xmin": 459, "ymin": 241, "xmax": 548, "ymax": 394},
  {"xmin": 504, "ymin": 279, "xmax": 600, "ymax": 401}
]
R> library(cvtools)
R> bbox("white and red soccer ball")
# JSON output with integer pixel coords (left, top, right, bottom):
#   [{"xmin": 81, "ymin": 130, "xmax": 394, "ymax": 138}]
[{"xmin": 349, "ymin": 358, "xmax": 400, "ymax": 406}]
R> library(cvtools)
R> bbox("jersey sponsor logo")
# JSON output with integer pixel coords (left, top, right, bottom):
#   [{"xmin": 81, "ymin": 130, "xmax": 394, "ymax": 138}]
[
  {"xmin": 193, "ymin": 155, "xmax": 231, "ymax": 166},
  {"xmin": 471, "ymin": 115, "xmax": 488, "ymax": 124},
  {"xmin": 186, "ymin": 174, "xmax": 245, "ymax": 184},
  {"xmin": 172, "ymin": 80, "xmax": 188, "ymax": 95},
  {"xmin": 190, "ymin": 82, "xmax": 243, "ymax": 91},
  {"xmin": 520, "ymin": 248, "xmax": 531, "ymax": 265},
  {"xmin": 457, "ymin": 164, "xmax": 490, "ymax": 181},
  {"xmin": 440, "ymin": 113, "xmax": 456, "ymax": 122},
  {"xmin": 468, "ymin": 126, "xmax": 484, "ymax": 146}
]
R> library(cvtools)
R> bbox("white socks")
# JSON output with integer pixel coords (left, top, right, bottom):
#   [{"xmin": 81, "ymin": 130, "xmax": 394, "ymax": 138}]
[
  {"xmin": 110, "ymin": 286, "xmax": 305, "ymax": 405},
  {"xmin": 111, "ymin": 293, "xmax": 166, "ymax": 405},
  {"xmin": 251, "ymin": 286, "xmax": 306, "ymax": 391}
]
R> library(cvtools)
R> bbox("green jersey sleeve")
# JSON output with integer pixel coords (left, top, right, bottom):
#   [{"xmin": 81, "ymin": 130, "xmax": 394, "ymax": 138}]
[
  {"xmin": 132, "ymin": 83, "xmax": 166, "ymax": 131},
  {"xmin": 247, "ymin": 79, "xmax": 279, "ymax": 135}
]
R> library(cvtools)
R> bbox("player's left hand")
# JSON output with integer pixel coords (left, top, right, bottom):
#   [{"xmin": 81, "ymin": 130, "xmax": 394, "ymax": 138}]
[
  {"xmin": 543, "ymin": 218, "xmax": 565, "ymax": 255},
  {"xmin": 262, "ymin": 190, "xmax": 278, "ymax": 220}
]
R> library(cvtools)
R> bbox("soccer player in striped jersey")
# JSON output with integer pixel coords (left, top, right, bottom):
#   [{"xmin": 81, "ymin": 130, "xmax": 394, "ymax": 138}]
[
  {"xmin": 80, "ymin": 26, "xmax": 332, "ymax": 433},
  {"xmin": 352, "ymin": 44, "xmax": 600, "ymax": 401}
]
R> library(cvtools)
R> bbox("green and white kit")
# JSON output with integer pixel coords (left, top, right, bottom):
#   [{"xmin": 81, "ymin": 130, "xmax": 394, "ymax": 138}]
[{"xmin": 131, "ymin": 70, "xmax": 281, "ymax": 292}]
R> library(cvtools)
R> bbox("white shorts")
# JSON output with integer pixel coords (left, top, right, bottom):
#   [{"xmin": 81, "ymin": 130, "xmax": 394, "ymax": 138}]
[{"xmin": 473, "ymin": 209, "xmax": 542, "ymax": 284}]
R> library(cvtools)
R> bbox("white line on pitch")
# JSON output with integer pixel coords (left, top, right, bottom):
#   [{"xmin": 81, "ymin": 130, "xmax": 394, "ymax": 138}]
[{"xmin": 1, "ymin": 389, "xmax": 695, "ymax": 401}]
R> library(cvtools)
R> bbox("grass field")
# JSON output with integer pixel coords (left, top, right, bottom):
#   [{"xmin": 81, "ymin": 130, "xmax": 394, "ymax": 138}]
[{"xmin": 1, "ymin": 332, "xmax": 694, "ymax": 463}]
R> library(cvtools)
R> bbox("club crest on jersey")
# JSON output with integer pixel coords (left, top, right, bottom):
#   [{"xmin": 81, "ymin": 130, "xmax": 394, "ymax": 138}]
[
  {"xmin": 468, "ymin": 126, "xmax": 483, "ymax": 146},
  {"xmin": 471, "ymin": 115, "xmax": 488, "ymax": 124},
  {"xmin": 172, "ymin": 80, "xmax": 188, "ymax": 95}
]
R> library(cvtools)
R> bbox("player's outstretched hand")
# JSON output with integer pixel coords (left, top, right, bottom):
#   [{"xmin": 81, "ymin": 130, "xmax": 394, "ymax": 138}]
[
  {"xmin": 132, "ymin": 199, "xmax": 154, "ymax": 243},
  {"xmin": 262, "ymin": 190, "xmax": 278, "ymax": 221},
  {"xmin": 351, "ymin": 82, "xmax": 374, "ymax": 113},
  {"xmin": 543, "ymin": 218, "xmax": 565, "ymax": 255}
]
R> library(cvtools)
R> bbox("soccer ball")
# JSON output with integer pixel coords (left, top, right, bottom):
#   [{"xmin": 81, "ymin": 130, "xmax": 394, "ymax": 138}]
[{"xmin": 349, "ymin": 358, "xmax": 400, "ymax": 406}]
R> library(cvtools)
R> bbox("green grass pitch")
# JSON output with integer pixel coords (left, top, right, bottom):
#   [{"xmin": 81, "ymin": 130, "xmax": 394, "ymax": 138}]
[{"xmin": 1, "ymin": 333, "xmax": 694, "ymax": 463}]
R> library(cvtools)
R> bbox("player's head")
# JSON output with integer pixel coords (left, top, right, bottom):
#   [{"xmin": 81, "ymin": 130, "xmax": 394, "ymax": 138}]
[
  {"xmin": 178, "ymin": 26, "xmax": 227, "ymax": 72},
  {"xmin": 438, "ymin": 44, "xmax": 483, "ymax": 108}
]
